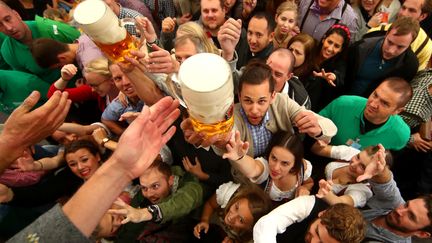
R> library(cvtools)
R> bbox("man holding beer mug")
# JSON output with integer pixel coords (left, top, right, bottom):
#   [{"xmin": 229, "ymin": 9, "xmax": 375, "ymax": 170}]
[{"xmin": 181, "ymin": 61, "xmax": 337, "ymax": 158}]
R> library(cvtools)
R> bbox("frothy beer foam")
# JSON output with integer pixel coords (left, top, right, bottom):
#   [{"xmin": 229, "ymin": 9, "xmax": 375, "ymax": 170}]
[
  {"xmin": 95, "ymin": 25, "xmax": 126, "ymax": 44},
  {"xmin": 74, "ymin": 0, "xmax": 127, "ymax": 44}
]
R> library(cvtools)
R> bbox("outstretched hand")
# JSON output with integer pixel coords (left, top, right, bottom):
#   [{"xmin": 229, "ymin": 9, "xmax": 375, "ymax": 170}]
[
  {"xmin": 316, "ymin": 179, "xmax": 334, "ymax": 199},
  {"xmin": 0, "ymin": 91, "xmax": 70, "ymax": 170},
  {"xmin": 356, "ymin": 144, "xmax": 387, "ymax": 182},
  {"xmin": 111, "ymin": 96, "xmax": 180, "ymax": 179},
  {"xmin": 222, "ymin": 131, "xmax": 249, "ymax": 161},
  {"xmin": 313, "ymin": 69, "xmax": 337, "ymax": 87},
  {"xmin": 108, "ymin": 199, "xmax": 151, "ymax": 224}
]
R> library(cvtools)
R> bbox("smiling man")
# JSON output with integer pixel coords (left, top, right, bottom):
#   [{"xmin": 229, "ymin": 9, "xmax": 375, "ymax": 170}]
[
  {"xmin": 237, "ymin": 12, "xmax": 275, "ymax": 68},
  {"xmin": 318, "ymin": 77, "xmax": 412, "ymax": 151}
]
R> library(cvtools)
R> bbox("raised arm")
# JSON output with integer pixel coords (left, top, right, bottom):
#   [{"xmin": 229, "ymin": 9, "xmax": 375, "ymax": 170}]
[
  {"xmin": 0, "ymin": 91, "xmax": 70, "ymax": 174},
  {"xmin": 222, "ymin": 131, "xmax": 264, "ymax": 180}
]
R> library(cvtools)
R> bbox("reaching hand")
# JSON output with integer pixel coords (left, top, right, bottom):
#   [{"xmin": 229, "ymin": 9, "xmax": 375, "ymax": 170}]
[
  {"xmin": 92, "ymin": 128, "xmax": 108, "ymax": 146},
  {"xmin": 135, "ymin": 17, "xmax": 157, "ymax": 44},
  {"xmin": 108, "ymin": 199, "xmax": 151, "ymax": 224},
  {"xmin": 193, "ymin": 221, "xmax": 209, "ymax": 239},
  {"xmin": 1, "ymin": 91, "xmax": 71, "ymax": 163},
  {"xmin": 9, "ymin": 150, "xmax": 36, "ymax": 172},
  {"xmin": 410, "ymin": 133, "xmax": 432, "ymax": 152},
  {"xmin": 180, "ymin": 118, "xmax": 231, "ymax": 148},
  {"xmin": 182, "ymin": 156, "xmax": 208, "ymax": 180},
  {"xmin": 222, "ymin": 131, "xmax": 249, "ymax": 161},
  {"xmin": 119, "ymin": 111, "xmax": 140, "ymax": 123},
  {"xmin": 295, "ymin": 185, "xmax": 311, "ymax": 197},
  {"xmin": 242, "ymin": 0, "xmax": 257, "ymax": 16},
  {"xmin": 316, "ymin": 179, "xmax": 334, "ymax": 199},
  {"xmin": 312, "ymin": 69, "xmax": 337, "ymax": 87},
  {"xmin": 60, "ymin": 64, "xmax": 78, "ymax": 81},
  {"xmin": 356, "ymin": 144, "xmax": 387, "ymax": 182},
  {"xmin": 178, "ymin": 13, "xmax": 192, "ymax": 25},
  {"xmin": 162, "ymin": 17, "xmax": 176, "ymax": 33},
  {"xmin": 110, "ymin": 96, "xmax": 180, "ymax": 179},
  {"xmin": 218, "ymin": 18, "xmax": 242, "ymax": 61},
  {"xmin": 294, "ymin": 111, "xmax": 322, "ymax": 137},
  {"xmin": 144, "ymin": 45, "xmax": 177, "ymax": 73}
]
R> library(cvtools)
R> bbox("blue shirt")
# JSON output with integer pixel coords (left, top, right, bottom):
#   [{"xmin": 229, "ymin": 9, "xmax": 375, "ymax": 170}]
[
  {"xmin": 240, "ymin": 108, "xmax": 272, "ymax": 157},
  {"xmin": 101, "ymin": 97, "xmax": 144, "ymax": 123}
]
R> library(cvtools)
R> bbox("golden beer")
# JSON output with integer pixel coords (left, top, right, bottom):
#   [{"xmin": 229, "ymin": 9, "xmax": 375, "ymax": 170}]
[
  {"xmin": 190, "ymin": 111, "xmax": 234, "ymax": 138},
  {"xmin": 94, "ymin": 33, "xmax": 138, "ymax": 63},
  {"xmin": 178, "ymin": 53, "xmax": 235, "ymax": 138}
]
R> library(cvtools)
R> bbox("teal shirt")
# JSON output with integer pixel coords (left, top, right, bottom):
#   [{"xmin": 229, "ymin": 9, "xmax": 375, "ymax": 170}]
[
  {"xmin": 1, "ymin": 16, "xmax": 80, "ymax": 84},
  {"xmin": 319, "ymin": 95, "xmax": 410, "ymax": 150},
  {"xmin": 0, "ymin": 70, "xmax": 50, "ymax": 113}
]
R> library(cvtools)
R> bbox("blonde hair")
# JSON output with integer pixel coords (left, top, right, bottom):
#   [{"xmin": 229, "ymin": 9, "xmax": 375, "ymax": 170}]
[
  {"xmin": 84, "ymin": 58, "xmax": 111, "ymax": 77},
  {"xmin": 276, "ymin": 1, "xmax": 298, "ymax": 17},
  {"xmin": 176, "ymin": 22, "xmax": 219, "ymax": 54}
]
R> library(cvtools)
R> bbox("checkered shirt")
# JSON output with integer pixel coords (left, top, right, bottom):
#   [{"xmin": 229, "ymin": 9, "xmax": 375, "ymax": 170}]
[{"xmin": 240, "ymin": 108, "xmax": 272, "ymax": 157}]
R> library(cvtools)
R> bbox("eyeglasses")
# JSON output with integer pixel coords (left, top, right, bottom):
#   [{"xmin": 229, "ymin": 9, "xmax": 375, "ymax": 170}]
[{"xmin": 88, "ymin": 78, "xmax": 112, "ymax": 88}]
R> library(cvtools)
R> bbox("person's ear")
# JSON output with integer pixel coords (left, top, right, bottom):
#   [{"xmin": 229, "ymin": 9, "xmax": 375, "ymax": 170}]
[
  {"xmin": 57, "ymin": 53, "xmax": 68, "ymax": 63},
  {"xmin": 269, "ymin": 90, "xmax": 276, "ymax": 104},
  {"xmin": 394, "ymin": 106, "xmax": 404, "ymax": 115},
  {"xmin": 419, "ymin": 13, "xmax": 428, "ymax": 22},
  {"xmin": 168, "ymin": 175, "xmax": 175, "ymax": 187},
  {"xmin": 413, "ymin": 230, "xmax": 431, "ymax": 238},
  {"xmin": 269, "ymin": 31, "xmax": 275, "ymax": 41}
]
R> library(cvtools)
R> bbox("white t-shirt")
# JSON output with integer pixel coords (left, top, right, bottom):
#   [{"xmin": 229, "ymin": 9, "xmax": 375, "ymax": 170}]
[
  {"xmin": 251, "ymin": 157, "xmax": 312, "ymax": 201},
  {"xmin": 325, "ymin": 162, "xmax": 373, "ymax": 208}
]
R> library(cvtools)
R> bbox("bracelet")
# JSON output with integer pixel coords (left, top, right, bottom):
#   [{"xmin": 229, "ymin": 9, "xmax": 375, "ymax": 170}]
[
  {"xmin": 35, "ymin": 160, "xmax": 43, "ymax": 170},
  {"xmin": 409, "ymin": 135, "xmax": 415, "ymax": 144},
  {"xmin": 146, "ymin": 38, "xmax": 159, "ymax": 48}
]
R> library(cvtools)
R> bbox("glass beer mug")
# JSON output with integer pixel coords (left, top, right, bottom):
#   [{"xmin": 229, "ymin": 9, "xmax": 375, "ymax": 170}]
[
  {"xmin": 73, "ymin": 0, "xmax": 137, "ymax": 63},
  {"xmin": 176, "ymin": 53, "xmax": 235, "ymax": 138}
]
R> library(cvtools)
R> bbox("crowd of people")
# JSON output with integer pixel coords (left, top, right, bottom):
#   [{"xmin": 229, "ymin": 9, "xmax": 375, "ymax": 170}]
[{"xmin": 0, "ymin": 0, "xmax": 432, "ymax": 242}]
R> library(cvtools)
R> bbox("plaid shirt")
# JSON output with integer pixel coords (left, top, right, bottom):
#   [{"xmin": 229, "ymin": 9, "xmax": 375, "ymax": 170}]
[
  {"xmin": 119, "ymin": 5, "xmax": 143, "ymax": 36},
  {"xmin": 240, "ymin": 108, "xmax": 272, "ymax": 157},
  {"xmin": 142, "ymin": 0, "xmax": 176, "ymax": 22},
  {"xmin": 401, "ymin": 69, "xmax": 432, "ymax": 128}
]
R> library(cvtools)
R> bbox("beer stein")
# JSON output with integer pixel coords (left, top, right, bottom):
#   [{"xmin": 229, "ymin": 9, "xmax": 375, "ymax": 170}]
[
  {"xmin": 73, "ymin": 0, "xmax": 137, "ymax": 63},
  {"xmin": 177, "ymin": 53, "xmax": 234, "ymax": 138}
]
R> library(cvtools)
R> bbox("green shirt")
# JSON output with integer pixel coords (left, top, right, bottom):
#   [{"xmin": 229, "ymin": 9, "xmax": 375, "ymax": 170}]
[
  {"xmin": 0, "ymin": 70, "xmax": 50, "ymax": 113},
  {"xmin": 319, "ymin": 95, "xmax": 410, "ymax": 150},
  {"xmin": 1, "ymin": 16, "xmax": 80, "ymax": 84}
]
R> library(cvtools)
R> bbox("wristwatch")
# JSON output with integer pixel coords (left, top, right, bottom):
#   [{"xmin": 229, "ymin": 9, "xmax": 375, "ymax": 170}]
[
  {"xmin": 147, "ymin": 205, "xmax": 162, "ymax": 223},
  {"xmin": 101, "ymin": 137, "xmax": 110, "ymax": 147}
]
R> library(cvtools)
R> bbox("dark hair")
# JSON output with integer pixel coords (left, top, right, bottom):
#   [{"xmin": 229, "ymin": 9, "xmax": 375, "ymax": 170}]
[
  {"xmin": 421, "ymin": 195, "xmax": 432, "ymax": 234},
  {"xmin": 381, "ymin": 77, "xmax": 413, "ymax": 107},
  {"xmin": 30, "ymin": 38, "xmax": 69, "ymax": 68},
  {"xmin": 388, "ymin": 16, "xmax": 420, "ymax": 42},
  {"xmin": 250, "ymin": 12, "xmax": 276, "ymax": 34},
  {"xmin": 266, "ymin": 133, "xmax": 304, "ymax": 174},
  {"xmin": 287, "ymin": 33, "xmax": 316, "ymax": 81},
  {"xmin": 201, "ymin": 0, "xmax": 225, "ymax": 11},
  {"xmin": 271, "ymin": 48, "xmax": 296, "ymax": 73},
  {"xmin": 421, "ymin": 0, "xmax": 432, "ymax": 15},
  {"xmin": 147, "ymin": 158, "xmax": 173, "ymax": 178},
  {"xmin": 223, "ymin": 183, "xmax": 272, "ymax": 241},
  {"xmin": 64, "ymin": 139, "xmax": 101, "ymax": 159},
  {"xmin": 321, "ymin": 203, "xmax": 366, "ymax": 243},
  {"xmin": 239, "ymin": 60, "xmax": 275, "ymax": 94},
  {"xmin": 315, "ymin": 24, "xmax": 350, "ymax": 67},
  {"xmin": 363, "ymin": 145, "xmax": 393, "ymax": 168}
]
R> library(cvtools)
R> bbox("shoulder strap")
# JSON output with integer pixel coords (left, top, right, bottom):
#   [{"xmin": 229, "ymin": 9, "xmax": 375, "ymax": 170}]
[
  {"xmin": 300, "ymin": 0, "xmax": 314, "ymax": 31},
  {"xmin": 334, "ymin": 2, "xmax": 348, "ymax": 24},
  {"xmin": 415, "ymin": 35, "xmax": 430, "ymax": 55}
]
